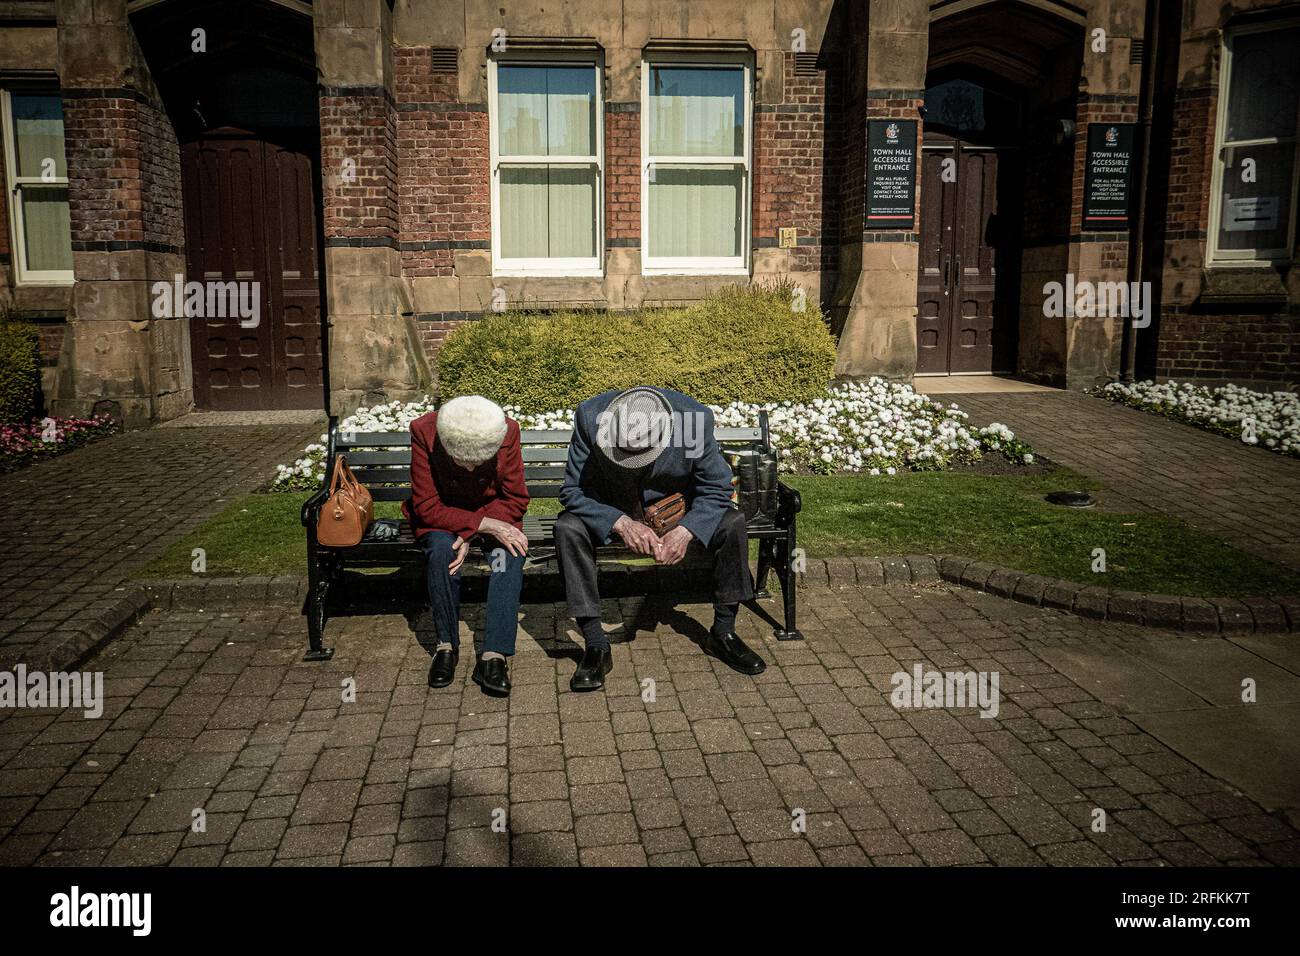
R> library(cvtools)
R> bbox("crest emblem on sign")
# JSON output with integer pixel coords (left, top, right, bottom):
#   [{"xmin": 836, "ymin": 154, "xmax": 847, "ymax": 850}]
[
  {"xmin": 885, "ymin": 122, "xmax": 899, "ymax": 141},
  {"xmin": 1104, "ymin": 126, "xmax": 1118, "ymax": 146}
]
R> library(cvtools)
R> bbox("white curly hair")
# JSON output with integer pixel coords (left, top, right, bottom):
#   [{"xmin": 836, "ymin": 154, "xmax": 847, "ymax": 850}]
[{"xmin": 436, "ymin": 395, "xmax": 508, "ymax": 466}]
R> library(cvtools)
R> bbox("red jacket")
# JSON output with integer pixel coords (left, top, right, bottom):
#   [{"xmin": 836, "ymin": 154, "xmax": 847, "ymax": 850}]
[{"xmin": 402, "ymin": 411, "xmax": 530, "ymax": 541}]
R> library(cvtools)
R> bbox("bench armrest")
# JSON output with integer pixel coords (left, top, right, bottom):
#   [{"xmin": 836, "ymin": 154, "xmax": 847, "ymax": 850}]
[
  {"xmin": 301, "ymin": 486, "xmax": 330, "ymax": 532},
  {"xmin": 775, "ymin": 480, "xmax": 801, "ymax": 526}
]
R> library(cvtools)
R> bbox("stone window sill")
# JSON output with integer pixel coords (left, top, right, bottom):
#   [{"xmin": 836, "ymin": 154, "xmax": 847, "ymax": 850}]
[{"xmin": 1196, "ymin": 265, "xmax": 1290, "ymax": 307}]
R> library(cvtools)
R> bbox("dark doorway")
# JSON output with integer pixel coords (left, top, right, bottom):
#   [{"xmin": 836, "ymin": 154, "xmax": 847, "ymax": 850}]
[
  {"xmin": 131, "ymin": 0, "xmax": 326, "ymax": 411},
  {"xmin": 916, "ymin": 76, "xmax": 1023, "ymax": 375},
  {"xmin": 182, "ymin": 128, "xmax": 324, "ymax": 410},
  {"xmin": 920, "ymin": 1, "xmax": 1084, "ymax": 380}
]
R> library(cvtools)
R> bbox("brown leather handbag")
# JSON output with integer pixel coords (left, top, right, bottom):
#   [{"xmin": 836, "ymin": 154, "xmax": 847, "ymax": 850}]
[
  {"xmin": 642, "ymin": 492, "xmax": 686, "ymax": 536},
  {"xmin": 316, "ymin": 454, "xmax": 373, "ymax": 547}
]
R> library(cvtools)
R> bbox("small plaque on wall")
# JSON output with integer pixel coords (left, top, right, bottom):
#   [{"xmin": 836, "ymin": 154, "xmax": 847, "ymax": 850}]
[
  {"xmin": 1083, "ymin": 123, "xmax": 1136, "ymax": 230},
  {"xmin": 866, "ymin": 119, "xmax": 918, "ymax": 230}
]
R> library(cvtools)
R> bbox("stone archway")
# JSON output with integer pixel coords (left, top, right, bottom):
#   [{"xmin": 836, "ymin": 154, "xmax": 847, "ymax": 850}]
[
  {"xmin": 917, "ymin": 0, "xmax": 1084, "ymax": 379},
  {"xmin": 830, "ymin": 0, "xmax": 1085, "ymax": 385},
  {"xmin": 130, "ymin": 0, "xmax": 327, "ymax": 411}
]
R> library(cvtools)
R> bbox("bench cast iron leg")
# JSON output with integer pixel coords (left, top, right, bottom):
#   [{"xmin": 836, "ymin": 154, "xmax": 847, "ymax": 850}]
[
  {"xmin": 773, "ymin": 525, "xmax": 804, "ymax": 641},
  {"xmin": 304, "ymin": 551, "xmax": 335, "ymax": 661},
  {"xmin": 754, "ymin": 538, "xmax": 774, "ymax": 599}
]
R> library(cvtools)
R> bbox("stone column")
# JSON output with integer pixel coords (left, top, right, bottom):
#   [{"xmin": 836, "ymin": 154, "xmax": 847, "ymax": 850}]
[
  {"xmin": 316, "ymin": 0, "xmax": 430, "ymax": 415},
  {"xmin": 53, "ymin": 0, "xmax": 189, "ymax": 426},
  {"xmin": 830, "ymin": 0, "xmax": 927, "ymax": 380},
  {"xmin": 1062, "ymin": 3, "xmax": 1144, "ymax": 389}
]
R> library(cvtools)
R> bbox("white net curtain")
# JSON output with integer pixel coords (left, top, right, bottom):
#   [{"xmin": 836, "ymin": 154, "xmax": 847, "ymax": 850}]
[
  {"xmin": 10, "ymin": 92, "xmax": 73, "ymax": 274},
  {"xmin": 497, "ymin": 64, "xmax": 598, "ymax": 260},
  {"xmin": 647, "ymin": 65, "xmax": 745, "ymax": 260}
]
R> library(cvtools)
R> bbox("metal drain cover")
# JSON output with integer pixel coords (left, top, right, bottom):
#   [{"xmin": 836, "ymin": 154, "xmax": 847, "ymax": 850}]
[{"xmin": 1045, "ymin": 491, "xmax": 1097, "ymax": 508}]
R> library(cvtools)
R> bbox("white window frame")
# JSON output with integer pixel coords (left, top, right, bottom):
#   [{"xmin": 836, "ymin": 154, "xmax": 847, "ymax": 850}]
[
  {"xmin": 1, "ymin": 88, "xmax": 74, "ymax": 285},
  {"xmin": 488, "ymin": 52, "xmax": 604, "ymax": 277},
  {"xmin": 1207, "ymin": 18, "xmax": 1300, "ymax": 266},
  {"xmin": 641, "ymin": 52, "xmax": 752, "ymax": 276}
]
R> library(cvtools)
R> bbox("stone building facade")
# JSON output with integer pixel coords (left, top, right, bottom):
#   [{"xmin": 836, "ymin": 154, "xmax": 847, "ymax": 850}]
[{"xmin": 0, "ymin": 0, "xmax": 1295, "ymax": 426}]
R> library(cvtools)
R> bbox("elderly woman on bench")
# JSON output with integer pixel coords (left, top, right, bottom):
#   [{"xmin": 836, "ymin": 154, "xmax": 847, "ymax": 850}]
[{"xmin": 403, "ymin": 396, "xmax": 530, "ymax": 697}]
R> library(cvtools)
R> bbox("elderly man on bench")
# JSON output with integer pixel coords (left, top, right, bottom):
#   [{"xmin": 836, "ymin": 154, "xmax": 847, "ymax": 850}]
[{"xmin": 555, "ymin": 386, "xmax": 767, "ymax": 692}]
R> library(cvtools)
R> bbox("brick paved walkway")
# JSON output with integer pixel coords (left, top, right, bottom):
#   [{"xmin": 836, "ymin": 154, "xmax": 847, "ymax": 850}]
[
  {"xmin": 951, "ymin": 391, "xmax": 1300, "ymax": 573},
  {"xmin": 0, "ymin": 423, "xmax": 322, "ymax": 671},
  {"xmin": 2, "ymin": 585, "xmax": 1295, "ymax": 867}
]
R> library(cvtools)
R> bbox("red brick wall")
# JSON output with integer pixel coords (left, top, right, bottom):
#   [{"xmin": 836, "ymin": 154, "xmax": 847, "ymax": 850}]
[
  {"xmin": 1163, "ymin": 87, "xmax": 1215, "ymax": 244},
  {"xmin": 394, "ymin": 47, "xmax": 490, "ymax": 277},
  {"xmin": 837, "ymin": 107, "xmax": 864, "ymax": 246},
  {"xmin": 752, "ymin": 54, "xmax": 830, "ymax": 271},
  {"xmin": 418, "ymin": 318, "xmax": 465, "ymax": 357},
  {"xmin": 1157, "ymin": 314, "xmax": 1299, "ymax": 384},
  {"xmin": 605, "ymin": 106, "xmax": 639, "ymax": 244},
  {"xmin": 1156, "ymin": 85, "xmax": 1299, "ymax": 386},
  {"xmin": 11, "ymin": 89, "xmax": 178, "ymax": 263},
  {"xmin": 138, "ymin": 99, "xmax": 184, "ymax": 250},
  {"xmin": 62, "ymin": 92, "xmax": 145, "ymax": 247},
  {"xmin": 37, "ymin": 322, "xmax": 64, "ymax": 367},
  {"xmin": 320, "ymin": 89, "xmax": 399, "ymax": 243}
]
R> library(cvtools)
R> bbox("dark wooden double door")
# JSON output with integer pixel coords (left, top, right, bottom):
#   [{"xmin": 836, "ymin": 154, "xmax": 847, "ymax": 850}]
[
  {"xmin": 182, "ymin": 129, "xmax": 324, "ymax": 410},
  {"xmin": 915, "ymin": 137, "xmax": 1018, "ymax": 375}
]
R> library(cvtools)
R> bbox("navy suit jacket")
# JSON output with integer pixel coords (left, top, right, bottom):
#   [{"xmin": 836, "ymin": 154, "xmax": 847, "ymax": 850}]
[{"xmin": 559, "ymin": 387, "xmax": 735, "ymax": 546}]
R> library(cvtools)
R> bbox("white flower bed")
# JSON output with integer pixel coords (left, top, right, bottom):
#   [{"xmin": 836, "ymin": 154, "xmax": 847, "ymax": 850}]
[
  {"xmin": 272, "ymin": 378, "xmax": 1034, "ymax": 491},
  {"xmin": 1096, "ymin": 380, "xmax": 1300, "ymax": 458}
]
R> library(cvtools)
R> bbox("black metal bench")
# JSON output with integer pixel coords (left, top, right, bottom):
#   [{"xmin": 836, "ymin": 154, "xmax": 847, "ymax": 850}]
[{"xmin": 299, "ymin": 412, "xmax": 803, "ymax": 661}]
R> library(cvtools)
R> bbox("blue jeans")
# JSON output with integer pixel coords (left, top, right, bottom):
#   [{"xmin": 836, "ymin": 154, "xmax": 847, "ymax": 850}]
[{"xmin": 420, "ymin": 530, "xmax": 524, "ymax": 656}]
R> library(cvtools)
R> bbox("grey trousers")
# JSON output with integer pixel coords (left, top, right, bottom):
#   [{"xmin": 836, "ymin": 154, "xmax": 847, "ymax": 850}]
[{"xmin": 554, "ymin": 507, "xmax": 754, "ymax": 619}]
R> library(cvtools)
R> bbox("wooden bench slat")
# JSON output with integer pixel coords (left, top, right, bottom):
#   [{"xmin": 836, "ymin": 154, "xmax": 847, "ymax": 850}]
[
  {"xmin": 717, "ymin": 427, "xmax": 764, "ymax": 441},
  {"xmin": 351, "ymin": 467, "xmax": 568, "ymax": 488},
  {"xmin": 353, "ymin": 467, "xmax": 410, "ymax": 484},
  {"xmin": 520, "ymin": 429, "xmax": 572, "ymax": 443},
  {"xmin": 343, "ymin": 450, "xmax": 412, "ymax": 466},
  {"xmin": 337, "ymin": 432, "xmax": 410, "ymax": 448},
  {"xmin": 520, "ymin": 447, "xmax": 570, "ymax": 462},
  {"xmin": 521, "ymin": 465, "xmax": 565, "ymax": 480},
  {"xmin": 354, "ymin": 482, "xmax": 563, "ymax": 498}
]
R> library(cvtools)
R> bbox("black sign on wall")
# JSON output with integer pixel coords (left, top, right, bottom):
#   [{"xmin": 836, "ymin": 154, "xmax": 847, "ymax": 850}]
[
  {"xmin": 866, "ymin": 119, "xmax": 918, "ymax": 229},
  {"xmin": 1083, "ymin": 122, "xmax": 1136, "ymax": 230}
]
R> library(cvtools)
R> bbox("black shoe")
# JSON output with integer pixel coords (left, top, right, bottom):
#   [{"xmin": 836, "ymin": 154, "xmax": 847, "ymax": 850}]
[
  {"xmin": 428, "ymin": 647, "xmax": 459, "ymax": 688},
  {"xmin": 704, "ymin": 632, "xmax": 767, "ymax": 675},
  {"xmin": 472, "ymin": 656, "xmax": 511, "ymax": 697},
  {"xmin": 570, "ymin": 645, "xmax": 613, "ymax": 692}
]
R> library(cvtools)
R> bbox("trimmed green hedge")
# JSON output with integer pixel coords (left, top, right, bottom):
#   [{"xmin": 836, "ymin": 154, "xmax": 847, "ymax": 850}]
[
  {"xmin": 0, "ymin": 320, "xmax": 40, "ymax": 423},
  {"xmin": 438, "ymin": 281, "xmax": 837, "ymax": 412}
]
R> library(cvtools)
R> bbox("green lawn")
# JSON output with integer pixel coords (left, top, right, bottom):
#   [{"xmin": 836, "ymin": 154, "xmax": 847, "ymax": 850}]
[{"xmin": 137, "ymin": 469, "xmax": 1300, "ymax": 598}]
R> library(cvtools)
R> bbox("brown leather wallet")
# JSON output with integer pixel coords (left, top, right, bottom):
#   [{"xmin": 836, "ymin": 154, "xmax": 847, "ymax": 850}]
[{"xmin": 642, "ymin": 492, "xmax": 686, "ymax": 536}]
